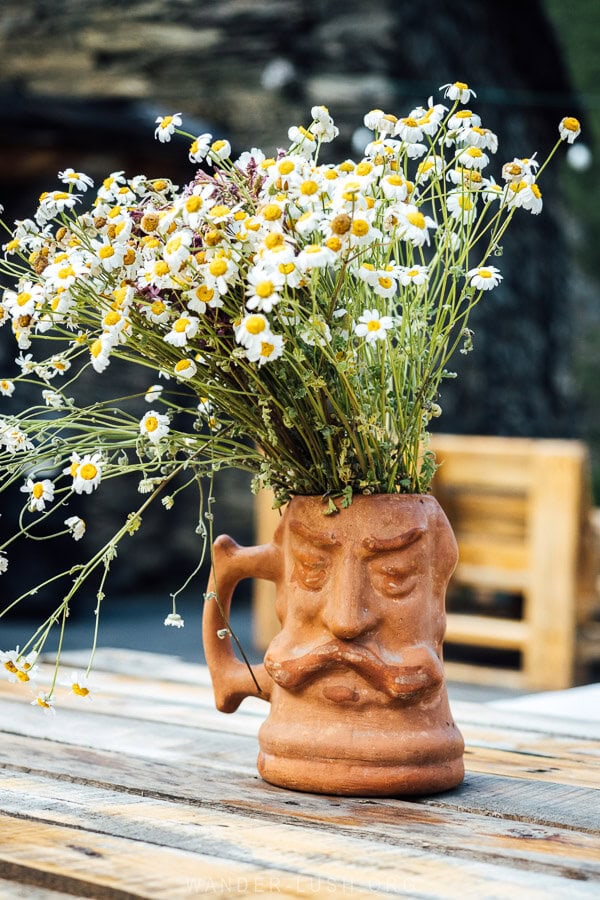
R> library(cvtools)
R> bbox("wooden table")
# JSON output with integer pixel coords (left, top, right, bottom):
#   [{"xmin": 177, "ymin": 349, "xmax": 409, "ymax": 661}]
[{"xmin": 0, "ymin": 649, "xmax": 599, "ymax": 898}]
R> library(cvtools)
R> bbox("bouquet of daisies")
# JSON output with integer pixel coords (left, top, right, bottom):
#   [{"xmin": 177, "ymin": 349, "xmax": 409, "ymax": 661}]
[{"xmin": 0, "ymin": 80, "xmax": 580, "ymax": 706}]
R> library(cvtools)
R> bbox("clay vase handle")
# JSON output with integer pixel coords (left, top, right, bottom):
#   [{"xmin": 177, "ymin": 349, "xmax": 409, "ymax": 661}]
[{"xmin": 202, "ymin": 534, "xmax": 280, "ymax": 713}]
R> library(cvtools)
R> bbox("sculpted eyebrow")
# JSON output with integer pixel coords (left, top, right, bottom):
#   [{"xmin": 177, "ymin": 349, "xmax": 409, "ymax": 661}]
[
  {"xmin": 362, "ymin": 526, "xmax": 425, "ymax": 556},
  {"xmin": 289, "ymin": 520, "xmax": 341, "ymax": 549}
]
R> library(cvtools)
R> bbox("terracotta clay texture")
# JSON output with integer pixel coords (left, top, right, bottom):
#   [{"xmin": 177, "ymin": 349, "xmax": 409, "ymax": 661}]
[{"xmin": 202, "ymin": 494, "xmax": 465, "ymax": 796}]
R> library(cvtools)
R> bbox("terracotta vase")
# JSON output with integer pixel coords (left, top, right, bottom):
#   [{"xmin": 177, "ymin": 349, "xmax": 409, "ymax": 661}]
[{"xmin": 202, "ymin": 493, "xmax": 464, "ymax": 796}]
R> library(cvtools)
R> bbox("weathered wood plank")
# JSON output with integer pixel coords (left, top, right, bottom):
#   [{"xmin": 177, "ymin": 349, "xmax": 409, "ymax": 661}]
[
  {"xmin": 1, "ymin": 772, "xmax": 599, "ymax": 898},
  {"xmin": 0, "ymin": 881, "xmax": 72, "ymax": 899},
  {"xmin": 0, "ymin": 722, "xmax": 598, "ymax": 834}
]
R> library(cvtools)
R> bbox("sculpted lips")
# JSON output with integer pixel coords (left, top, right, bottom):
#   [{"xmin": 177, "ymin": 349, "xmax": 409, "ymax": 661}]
[{"xmin": 264, "ymin": 640, "xmax": 442, "ymax": 700}]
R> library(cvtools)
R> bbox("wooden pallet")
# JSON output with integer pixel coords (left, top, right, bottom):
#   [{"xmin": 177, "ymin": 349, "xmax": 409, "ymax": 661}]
[{"xmin": 252, "ymin": 435, "xmax": 600, "ymax": 691}]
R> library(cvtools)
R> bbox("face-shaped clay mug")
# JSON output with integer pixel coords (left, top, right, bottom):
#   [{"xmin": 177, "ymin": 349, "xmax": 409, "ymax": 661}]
[{"xmin": 202, "ymin": 494, "xmax": 464, "ymax": 796}]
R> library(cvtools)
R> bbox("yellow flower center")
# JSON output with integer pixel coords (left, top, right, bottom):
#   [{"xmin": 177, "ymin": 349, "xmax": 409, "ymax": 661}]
[
  {"xmin": 123, "ymin": 248, "xmax": 136, "ymax": 265},
  {"xmin": 185, "ymin": 196, "xmax": 202, "ymax": 213},
  {"xmin": 161, "ymin": 116, "xmax": 173, "ymax": 127},
  {"xmin": 278, "ymin": 262, "xmax": 295, "ymax": 275},
  {"xmin": 455, "ymin": 110, "xmax": 473, "ymax": 120},
  {"xmin": 150, "ymin": 300, "xmax": 166, "ymax": 315},
  {"xmin": 531, "ymin": 184, "xmax": 542, "ymax": 199},
  {"xmin": 406, "ymin": 210, "xmax": 426, "ymax": 229},
  {"xmin": 211, "ymin": 140, "xmax": 228, "ymax": 153},
  {"xmin": 209, "ymin": 258, "xmax": 228, "ymax": 276},
  {"xmin": 173, "ymin": 317, "xmax": 190, "ymax": 333},
  {"xmin": 401, "ymin": 117, "xmax": 419, "ymax": 128},
  {"xmin": 278, "ymin": 160, "xmax": 295, "ymax": 175},
  {"xmin": 4, "ymin": 661, "xmax": 17, "ymax": 673},
  {"xmin": 264, "ymin": 232, "xmax": 284, "ymax": 250},
  {"xmin": 351, "ymin": 220, "xmax": 370, "ymax": 237},
  {"xmin": 90, "ymin": 340, "xmax": 103, "ymax": 359},
  {"xmin": 16, "ymin": 670, "xmax": 30, "ymax": 683},
  {"xmin": 37, "ymin": 697, "xmax": 51, "ymax": 709},
  {"xmin": 255, "ymin": 280, "xmax": 274, "ymax": 298},
  {"xmin": 145, "ymin": 416, "xmax": 158, "ymax": 432},
  {"xmin": 72, "ymin": 683, "xmax": 90, "ymax": 697},
  {"xmin": 407, "ymin": 268, "xmax": 420, "ymax": 277},
  {"xmin": 563, "ymin": 117, "xmax": 580, "ymax": 133},
  {"xmin": 262, "ymin": 203, "xmax": 282, "ymax": 221},
  {"xmin": 466, "ymin": 147, "xmax": 483, "ymax": 158},
  {"xmin": 210, "ymin": 204, "xmax": 230, "ymax": 219},
  {"xmin": 154, "ymin": 261, "xmax": 170, "ymax": 276},
  {"xmin": 325, "ymin": 236, "xmax": 342, "ymax": 252},
  {"xmin": 355, "ymin": 162, "xmax": 373, "ymax": 177},
  {"xmin": 16, "ymin": 292, "xmax": 31, "ymax": 306},
  {"xmin": 246, "ymin": 315, "xmax": 266, "ymax": 335},
  {"xmin": 32, "ymin": 483, "xmax": 45, "ymax": 499},
  {"xmin": 478, "ymin": 269, "xmax": 492, "ymax": 278},
  {"xmin": 195, "ymin": 285, "xmax": 214, "ymax": 303},
  {"xmin": 80, "ymin": 463, "xmax": 98, "ymax": 481},
  {"xmin": 175, "ymin": 359, "xmax": 192, "ymax": 373},
  {"xmin": 260, "ymin": 341, "xmax": 275, "ymax": 358},
  {"xmin": 300, "ymin": 180, "xmax": 319, "ymax": 196},
  {"xmin": 367, "ymin": 320, "xmax": 381, "ymax": 332},
  {"xmin": 378, "ymin": 277, "xmax": 393, "ymax": 289},
  {"xmin": 104, "ymin": 311, "xmax": 121, "ymax": 327}
]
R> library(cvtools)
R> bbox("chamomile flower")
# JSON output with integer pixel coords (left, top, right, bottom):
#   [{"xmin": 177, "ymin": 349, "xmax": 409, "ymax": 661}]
[
  {"xmin": 164, "ymin": 612, "xmax": 185, "ymax": 628},
  {"xmin": 398, "ymin": 265, "xmax": 429, "ymax": 287},
  {"xmin": 355, "ymin": 309, "xmax": 394, "ymax": 343},
  {"xmin": 246, "ymin": 266, "xmax": 284, "ymax": 312},
  {"xmin": 392, "ymin": 204, "xmax": 437, "ymax": 247},
  {"xmin": 234, "ymin": 313, "xmax": 272, "ymax": 349},
  {"xmin": 457, "ymin": 146, "xmax": 489, "ymax": 170},
  {"xmin": 69, "ymin": 452, "xmax": 103, "ymax": 494},
  {"xmin": 31, "ymin": 691, "xmax": 55, "ymax": 715},
  {"xmin": 164, "ymin": 315, "xmax": 199, "ymax": 348},
  {"xmin": 189, "ymin": 133, "xmax": 213, "ymax": 163},
  {"xmin": 440, "ymin": 81, "xmax": 476, "ymax": 103},
  {"xmin": 144, "ymin": 384, "xmax": 163, "ymax": 403},
  {"xmin": 559, "ymin": 117, "xmax": 581, "ymax": 144},
  {"xmin": 245, "ymin": 334, "xmax": 285, "ymax": 365},
  {"xmin": 20, "ymin": 477, "xmax": 55, "ymax": 512},
  {"xmin": 174, "ymin": 358, "xmax": 197, "ymax": 381},
  {"xmin": 467, "ymin": 265, "xmax": 503, "ymax": 291},
  {"xmin": 64, "ymin": 671, "xmax": 92, "ymax": 699},
  {"xmin": 208, "ymin": 139, "xmax": 232, "ymax": 163},
  {"xmin": 154, "ymin": 113, "xmax": 183, "ymax": 143},
  {"xmin": 140, "ymin": 410, "xmax": 170, "ymax": 444},
  {"xmin": 58, "ymin": 169, "xmax": 94, "ymax": 191},
  {"xmin": 296, "ymin": 244, "xmax": 336, "ymax": 270},
  {"xmin": 0, "ymin": 552, "xmax": 8, "ymax": 574},
  {"xmin": 65, "ymin": 516, "xmax": 86, "ymax": 540},
  {"xmin": 0, "ymin": 379, "xmax": 15, "ymax": 397}
]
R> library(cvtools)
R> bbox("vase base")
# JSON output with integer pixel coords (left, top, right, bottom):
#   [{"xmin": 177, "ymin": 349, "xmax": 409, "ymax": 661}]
[{"xmin": 257, "ymin": 750, "xmax": 465, "ymax": 797}]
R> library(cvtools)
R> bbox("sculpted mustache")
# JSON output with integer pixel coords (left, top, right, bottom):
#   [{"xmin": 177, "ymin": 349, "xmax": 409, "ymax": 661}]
[{"xmin": 264, "ymin": 641, "xmax": 441, "ymax": 699}]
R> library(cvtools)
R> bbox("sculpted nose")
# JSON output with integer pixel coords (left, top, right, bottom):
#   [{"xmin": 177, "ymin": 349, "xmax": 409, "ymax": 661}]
[{"xmin": 321, "ymin": 564, "xmax": 378, "ymax": 641}]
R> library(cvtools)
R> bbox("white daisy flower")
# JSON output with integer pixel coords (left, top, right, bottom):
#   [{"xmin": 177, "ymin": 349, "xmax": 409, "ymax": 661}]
[
  {"xmin": 0, "ymin": 552, "xmax": 8, "ymax": 574},
  {"xmin": 440, "ymin": 81, "xmax": 476, "ymax": 103},
  {"xmin": 355, "ymin": 309, "xmax": 395, "ymax": 343},
  {"xmin": 64, "ymin": 670, "xmax": 92, "ymax": 700},
  {"xmin": 144, "ymin": 384, "xmax": 163, "ymax": 403},
  {"xmin": 391, "ymin": 204, "xmax": 437, "ymax": 247},
  {"xmin": 208, "ymin": 138, "xmax": 232, "ymax": 163},
  {"xmin": 140, "ymin": 410, "xmax": 170, "ymax": 444},
  {"xmin": 559, "ymin": 117, "xmax": 581, "ymax": 144},
  {"xmin": 164, "ymin": 612, "xmax": 185, "ymax": 628},
  {"xmin": 457, "ymin": 146, "xmax": 489, "ymax": 170},
  {"xmin": 164, "ymin": 315, "xmax": 199, "ymax": 348},
  {"xmin": 70, "ymin": 452, "xmax": 103, "ymax": 494},
  {"xmin": 398, "ymin": 265, "xmax": 429, "ymax": 287},
  {"xmin": 20, "ymin": 477, "xmax": 55, "ymax": 512},
  {"xmin": 234, "ymin": 313, "xmax": 272, "ymax": 349},
  {"xmin": 245, "ymin": 334, "xmax": 285, "ymax": 366},
  {"xmin": 467, "ymin": 266, "xmax": 503, "ymax": 291},
  {"xmin": 0, "ymin": 379, "xmax": 15, "ymax": 397},
  {"xmin": 189, "ymin": 133, "xmax": 213, "ymax": 163},
  {"xmin": 31, "ymin": 691, "xmax": 55, "ymax": 715},
  {"xmin": 154, "ymin": 113, "xmax": 183, "ymax": 143},
  {"xmin": 65, "ymin": 516, "xmax": 86, "ymax": 541},
  {"xmin": 58, "ymin": 169, "xmax": 94, "ymax": 191},
  {"xmin": 296, "ymin": 244, "xmax": 336, "ymax": 271},
  {"xmin": 174, "ymin": 358, "xmax": 197, "ymax": 381}
]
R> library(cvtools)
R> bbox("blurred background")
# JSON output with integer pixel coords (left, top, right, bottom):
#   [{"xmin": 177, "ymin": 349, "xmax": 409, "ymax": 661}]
[{"xmin": 0, "ymin": 0, "xmax": 598, "ymax": 667}]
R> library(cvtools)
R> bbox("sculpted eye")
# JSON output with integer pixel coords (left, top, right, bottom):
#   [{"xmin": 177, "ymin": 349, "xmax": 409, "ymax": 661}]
[
  {"xmin": 374, "ymin": 566, "xmax": 416, "ymax": 598},
  {"xmin": 293, "ymin": 554, "xmax": 328, "ymax": 590}
]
